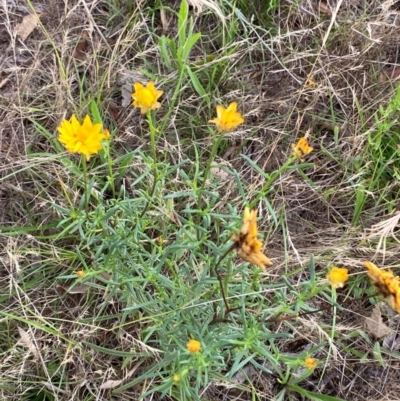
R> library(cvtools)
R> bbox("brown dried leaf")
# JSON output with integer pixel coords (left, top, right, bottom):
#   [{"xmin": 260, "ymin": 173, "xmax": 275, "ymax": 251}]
[
  {"xmin": 380, "ymin": 67, "xmax": 400, "ymax": 83},
  {"xmin": 15, "ymin": 14, "xmax": 40, "ymax": 41},
  {"xmin": 160, "ymin": 9, "xmax": 170, "ymax": 32},
  {"xmin": 99, "ymin": 272, "xmax": 112, "ymax": 280},
  {"xmin": 99, "ymin": 379, "xmax": 124, "ymax": 390},
  {"xmin": 73, "ymin": 31, "xmax": 89, "ymax": 62},
  {"xmin": 18, "ymin": 326, "xmax": 39, "ymax": 359},
  {"xmin": 67, "ymin": 283, "xmax": 90, "ymax": 294},
  {"xmin": 365, "ymin": 304, "xmax": 392, "ymax": 338},
  {"xmin": 121, "ymin": 82, "xmax": 133, "ymax": 107}
]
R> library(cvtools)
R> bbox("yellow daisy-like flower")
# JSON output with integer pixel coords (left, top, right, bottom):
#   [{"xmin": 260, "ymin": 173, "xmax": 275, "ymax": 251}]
[
  {"xmin": 57, "ymin": 114, "xmax": 106, "ymax": 161},
  {"xmin": 291, "ymin": 137, "xmax": 313, "ymax": 161},
  {"xmin": 173, "ymin": 374, "xmax": 180, "ymax": 382},
  {"xmin": 75, "ymin": 270, "xmax": 85, "ymax": 278},
  {"xmin": 327, "ymin": 267, "xmax": 349, "ymax": 289},
  {"xmin": 304, "ymin": 357, "xmax": 318, "ymax": 370},
  {"xmin": 208, "ymin": 102, "xmax": 244, "ymax": 132},
  {"xmin": 364, "ymin": 261, "xmax": 400, "ymax": 313},
  {"xmin": 231, "ymin": 207, "xmax": 273, "ymax": 270},
  {"xmin": 132, "ymin": 81, "xmax": 163, "ymax": 114},
  {"xmin": 186, "ymin": 339, "xmax": 201, "ymax": 354}
]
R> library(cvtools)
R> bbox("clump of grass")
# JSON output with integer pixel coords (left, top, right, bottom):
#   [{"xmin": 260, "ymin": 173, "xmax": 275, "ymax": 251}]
[{"xmin": 3, "ymin": 1, "xmax": 400, "ymax": 401}]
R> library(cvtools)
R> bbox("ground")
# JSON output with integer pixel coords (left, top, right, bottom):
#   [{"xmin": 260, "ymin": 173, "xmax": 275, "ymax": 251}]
[{"xmin": 2, "ymin": 0, "xmax": 400, "ymax": 400}]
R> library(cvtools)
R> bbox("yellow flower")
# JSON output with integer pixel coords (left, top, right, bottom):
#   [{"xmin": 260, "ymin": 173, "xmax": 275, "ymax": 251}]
[
  {"xmin": 291, "ymin": 137, "xmax": 313, "ymax": 161},
  {"xmin": 364, "ymin": 261, "xmax": 400, "ymax": 313},
  {"xmin": 208, "ymin": 102, "xmax": 244, "ymax": 132},
  {"xmin": 304, "ymin": 74, "xmax": 316, "ymax": 89},
  {"xmin": 186, "ymin": 339, "xmax": 201, "ymax": 354},
  {"xmin": 103, "ymin": 128, "xmax": 111, "ymax": 139},
  {"xmin": 304, "ymin": 357, "xmax": 318, "ymax": 370},
  {"xmin": 173, "ymin": 374, "xmax": 180, "ymax": 382},
  {"xmin": 132, "ymin": 81, "xmax": 163, "ymax": 114},
  {"xmin": 231, "ymin": 207, "xmax": 273, "ymax": 270},
  {"xmin": 57, "ymin": 114, "xmax": 106, "ymax": 161},
  {"xmin": 327, "ymin": 267, "xmax": 349, "ymax": 289},
  {"xmin": 75, "ymin": 270, "xmax": 85, "ymax": 278}
]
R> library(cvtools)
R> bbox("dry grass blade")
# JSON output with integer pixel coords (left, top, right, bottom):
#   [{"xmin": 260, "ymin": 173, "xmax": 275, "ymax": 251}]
[
  {"xmin": 365, "ymin": 304, "xmax": 392, "ymax": 338},
  {"xmin": 17, "ymin": 327, "xmax": 39, "ymax": 360},
  {"xmin": 187, "ymin": 0, "xmax": 225, "ymax": 24},
  {"xmin": 100, "ymin": 362, "xmax": 144, "ymax": 389},
  {"xmin": 366, "ymin": 211, "xmax": 400, "ymax": 256}
]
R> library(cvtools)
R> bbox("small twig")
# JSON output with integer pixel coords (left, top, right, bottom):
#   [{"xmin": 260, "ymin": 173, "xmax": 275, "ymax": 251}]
[{"xmin": 211, "ymin": 244, "xmax": 236, "ymax": 323}]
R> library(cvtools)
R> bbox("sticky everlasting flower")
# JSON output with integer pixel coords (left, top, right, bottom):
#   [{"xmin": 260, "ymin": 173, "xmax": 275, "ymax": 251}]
[
  {"xmin": 364, "ymin": 261, "xmax": 400, "ymax": 313},
  {"xmin": 132, "ymin": 81, "xmax": 163, "ymax": 114},
  {"xmin": 173, "ymin": 374, "xmax": 180, "ymax": 382},
  {"xmin": 75, "ymin": 270, "xmax": 85, "ymax": 278},
  {"xmin": 327, "ymin": 267, "xmax": 349, "ymax": 289},
  {"xmin": 58, "ymin": 114, "xmax": 106, "ymax": 161},
  {"xmin": 291, "ymin": 137, "xmax": 313, "ymax": 161},
  {"xmin": 304, "ymin": 357, "xmax": 318, "ymax": 370},
  {"xmin": 209, "ymin": 102, "xmax": 244, "ymax": 132},
  {"xmin": 187, "ymin": 339, "xmax": 201, "ymax": 354},
  {"xmin": 231, "ymin": 207, "xmax": 273, "ymax": 270}
]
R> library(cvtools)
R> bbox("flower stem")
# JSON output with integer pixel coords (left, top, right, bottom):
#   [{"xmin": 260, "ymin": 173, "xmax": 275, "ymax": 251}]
[
  {"xmin": 82, "ymin": 155, "xmax": 89, "ymax": 213},
  {"xmin": 199, "ymin": 129, "xmax": 222, "ymax": 205},
  {"xmin": 105, "ymin": 142, "xmax": 115, "ymax": 198},
  {"xmin": 211, "ymin": 243, "xmax": 239, "ymax": 324},
  {"xmin": 140, "ymin": 111, "xmax": 158, "ymax": 218}
]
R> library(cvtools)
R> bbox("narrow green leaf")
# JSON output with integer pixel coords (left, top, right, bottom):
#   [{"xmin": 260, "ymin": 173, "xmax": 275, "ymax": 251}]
[
  {"xmin": 288, "ymin": 384, "xmax": 348, "ymax": 401},
  {"xmin": 182, "ymin": 32, "xmax": 201, "ymax": 60},
  {"xmin": 178, "ymin": 0, "xmax": 188, "ymax": 48},
  {"xmin": 352, "ymin": 185, "xmax": 366, "ymax": 226},
  {"xmin": 90, "ymin": 98, "xmax": 102, "ymax": 125},
  {"xmin": 29, "ymin": 118, "xmax": 63, "ymax": 152},
  {"xmin": 373, "ymin": 341, "xmax": 385, "ymax": 367},
  {"xmin": 158, "ymin": 36, "xmax": 172, "ymax": 69},
  {"xmin": 186, "ymin": 65, "xmax": 210, "ymax": 106}
]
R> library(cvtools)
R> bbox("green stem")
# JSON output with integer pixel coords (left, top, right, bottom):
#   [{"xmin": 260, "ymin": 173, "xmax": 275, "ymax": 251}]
[
  {"xmin": 317, "ymin": 289, "xmax": 337, "ymax": 386},
  {"xmin": 139, "ymin": 67, "xmax": 185, "ymax": 216},
  {"xmin": 140, "ymin": 111, "xmax": 158, "ymax": 219},
  {"xmin": 210, "ymin": 243, "xmax": 240, "ymax": 324},
  {"xmin": 198, "ymin": 129, "xmax": 222, "ymax": 208},
  {"xmin": 82, "ymin": 155, "xmax": 89, "ymax": 212},
  {"xmin": 147, "ymin": 111, "xmax": 157, "ymax": 163},
  {"xmin": 105, "ymin": 139, "xmax": 115, "ymax": 198}
]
